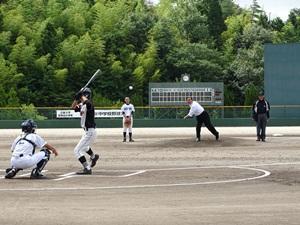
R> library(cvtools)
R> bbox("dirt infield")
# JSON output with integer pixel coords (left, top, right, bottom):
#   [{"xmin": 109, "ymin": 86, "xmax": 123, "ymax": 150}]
[{"xmin": 0, "ymin": 127, "xmax": 300, "ymax": 225}]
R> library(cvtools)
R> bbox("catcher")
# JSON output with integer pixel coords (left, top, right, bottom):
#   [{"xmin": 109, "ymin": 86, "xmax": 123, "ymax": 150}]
[
  {"xmin": 121, "ymin": 97, "xmax": 135, "ymax": 142},
  {"xmin": 5, "ymin": 119, "xmax": 58, "ymax": 179}
]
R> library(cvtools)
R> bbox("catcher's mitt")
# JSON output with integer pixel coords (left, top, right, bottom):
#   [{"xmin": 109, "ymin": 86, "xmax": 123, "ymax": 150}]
[{"xmin": 124, "ymin": 116, "xmax": 131, "ymax": 126}]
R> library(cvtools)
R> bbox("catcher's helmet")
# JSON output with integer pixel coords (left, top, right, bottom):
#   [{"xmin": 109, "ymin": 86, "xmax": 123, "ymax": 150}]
[{"xmin": 21, "ymin": 119, "xmax": 37, "ymax": 133}]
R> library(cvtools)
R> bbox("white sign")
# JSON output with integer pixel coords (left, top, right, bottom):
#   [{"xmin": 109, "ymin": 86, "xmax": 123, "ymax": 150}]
[{"xmin": 56, "ymin": 110, "xmax": 123, "ymax": 118}]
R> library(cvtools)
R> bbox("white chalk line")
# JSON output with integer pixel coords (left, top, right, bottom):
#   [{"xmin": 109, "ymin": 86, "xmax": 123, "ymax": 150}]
[
  {"xmin": 1, "ymin": 161, "xmax": 300, "ymax": 181},
  {"xmin": 0, "ymin": 166, "xmax": 271, "ymax": 191},
  {"xmin": 1, "ymin": 161, "xmax": 300, "ymax": 191},
  {"xmin": 53, "ymin": 161, "xmax": 300, "ymax": 181},
  {"xmin": 0, "ymin": 170, "xmax": 48, "ymax": 179},
  {"xmin": 54, "ymin": 170, "xmax": 146, "ymax": 181}
]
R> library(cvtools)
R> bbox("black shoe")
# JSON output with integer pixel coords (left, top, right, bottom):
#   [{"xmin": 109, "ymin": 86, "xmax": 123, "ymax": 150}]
[
  {"xmin": 5, "ymin": 168, "xmax": 18, "ymax": 179},
  {"xmin": 6, "ymin": 168, "xmax": 12, "ymax": 174},
  {"xmin": 129, "ymin": 139, "xmax": 134, "ymax": 142},
  {"xmin": 256, "ymin": 138, "xmax": 261, "ymax": 141},
  {"xmin": 76, "ymin": 168, "xmax": 92, "ymax": 175},
  {"xmin": 30, "ymin": 173, "xmax": 44, "ymax": 179},
  {"xmin": 261, "ymin": 139, "xmax": 266, "ymax": 142},
  {"xmin": 30, "ymin": 168, "xmax": 45, "ymax": 179},
  {"xmin": 90, "ymin": 154, "xmax": 99, "ymax": 168},
  {"xmin": 123, "ymin": 138, "xmax": 126, "ymax": 142},
  {"xmin": 215, "ymin": 132, "xmax": 219, "ymax": 141}
]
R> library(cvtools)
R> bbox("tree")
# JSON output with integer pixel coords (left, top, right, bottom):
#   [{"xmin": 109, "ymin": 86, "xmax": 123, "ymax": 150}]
[
  {"xmin": 133, "ymin": 38, "xmax": 160, "ymax": 103},
  {"xmin": 167, "ymin": 42, "xmax": 224, "ymax": 82},
  {"xmin": 7, "ymin": 88, "xmax": 20, "ymax": 107},
  {"xmin": 220, "ymin": 0, "xmax": 241, "ymax": 19},
  {"xmin": 39, "ymin": 21, "xmax": 59, "ymax": 56},
  {"xmin": 204, "ymin": 0, "xmax": 226, "ymax": 48},
  {"xmin": 244, "ymin": 83, "xmax": 258, "ymax": 106},
  {"xmin": 230, "ymin": 42, "xmax": 264, "ymax": 93},
  {"xmin": 250, "ymin": 0, "xmax": 264, "ymax": 22},
  {"xmin": 222, "ymin": 13, "xmax": 252, "ymax": 58},
  {"xmin": 8, "ymin": 36, "xmax": 36, "ymax": 73},
  {"xmin": 151, "ymin": 19, "xmax": 179, "ymax": 81},
  {"xmin": 288, "ymin": 8, "xmax": 300, "ymax": 28},
  {"xmin": 270, "ymin": 17, "xmax": 284, "ymax": 32},
  {"xmin": 172, "ymin": 0, "xmax": 211, "ymax": 44},
  {"xmin": 0, "ymin": 0, "xmax": 289, "ymax": 107}
]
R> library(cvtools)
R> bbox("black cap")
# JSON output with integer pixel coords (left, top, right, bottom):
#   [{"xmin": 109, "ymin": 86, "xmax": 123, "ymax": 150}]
[{"xmin": 258, "ymin": 91, "xmax": 264, "ymax": 96}]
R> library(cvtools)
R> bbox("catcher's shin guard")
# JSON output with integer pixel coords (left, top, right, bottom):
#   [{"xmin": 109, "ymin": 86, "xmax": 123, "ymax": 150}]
[{"xmin": 31, "ymin": 149, "xmax": 51, "ymax": 178}]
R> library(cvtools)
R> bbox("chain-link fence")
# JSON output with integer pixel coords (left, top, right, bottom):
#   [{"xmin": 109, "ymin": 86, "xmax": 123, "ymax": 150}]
[{"xmin": 0, "ymin": 105, "xmax": 299, "ymax": 120}]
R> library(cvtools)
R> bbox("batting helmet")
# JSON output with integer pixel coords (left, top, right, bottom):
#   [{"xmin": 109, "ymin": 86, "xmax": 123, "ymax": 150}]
[
  {"xmin": 82, "ymin": 87, "xmax": 92, "ymax": 99},
  {"xmin": 21, "ymin": 119, "xmax": 37, "ymax": 133}
]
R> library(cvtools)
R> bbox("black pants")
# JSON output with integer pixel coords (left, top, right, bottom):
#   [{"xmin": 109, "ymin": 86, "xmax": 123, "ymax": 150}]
[
  {"xmin": 256, "ymin": 113, "xmax": 267, "ymax": 139},
  {"xmin": 196, "ymin": 111, "xmax": 218, "ymax": 139}
]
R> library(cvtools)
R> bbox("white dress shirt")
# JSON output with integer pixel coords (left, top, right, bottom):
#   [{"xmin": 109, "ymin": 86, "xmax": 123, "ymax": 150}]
[{"xmin": 188, "ymin": 101, "xmax": 204, "ymax": 117}]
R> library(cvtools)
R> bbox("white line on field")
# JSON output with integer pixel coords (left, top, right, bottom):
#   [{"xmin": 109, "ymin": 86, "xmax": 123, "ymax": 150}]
[
  {"xmin": 53, "ymin": 170, "xmax": 146, "ymax": 181},
  {"xmin": 54, "ymin": 175, "xmax": 77, "ymax": 181},
  {"xmin": 120, "ymin": 170, "xmax": 146, "ymax": 177},
  {"xmin": 0, "ymin": 166, "xmax": 271, "ymax": 191},
  {"xmin": 18, "ymin": 173, "xmax": 32, "ymax": 177},
  {"xmin": 0, "ymin": 170, "xmax": 48, "ymax": 179},
  {"xmin": 59, "ymin": 172, "xmax": 76, "ymax": 177}
]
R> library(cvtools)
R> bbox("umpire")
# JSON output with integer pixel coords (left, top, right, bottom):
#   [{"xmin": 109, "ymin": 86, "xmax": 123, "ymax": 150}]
[
  {"xmin": 252, "ymin": 91, "xmax": 270, "ymax": 142},
  {"xmin": 184, "ymin": 97, "xmax": 219, "ymax": 142}
]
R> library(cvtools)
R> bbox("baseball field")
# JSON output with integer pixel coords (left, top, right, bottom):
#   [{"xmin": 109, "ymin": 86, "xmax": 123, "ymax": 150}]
[{"xmin": 0, "ymin": 127, "xmax": 300, "ymax": 225}]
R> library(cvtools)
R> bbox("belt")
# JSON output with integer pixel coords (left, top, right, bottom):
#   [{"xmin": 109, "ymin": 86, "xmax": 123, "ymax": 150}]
[
  {"xmin": 13, "ymin": 154, "xmax": 32, "ymax": 158},
  {"xmin": 83, "ymin": 127, "xmax": 95, "ymax": 131}
]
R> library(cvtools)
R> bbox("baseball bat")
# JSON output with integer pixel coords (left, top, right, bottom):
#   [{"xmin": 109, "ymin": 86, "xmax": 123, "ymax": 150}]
[{"xmin": 81, "ymin": 69, "xmax": 101, "ymax": 90}]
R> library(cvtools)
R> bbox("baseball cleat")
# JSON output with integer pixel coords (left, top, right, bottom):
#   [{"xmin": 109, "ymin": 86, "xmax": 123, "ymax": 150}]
[
  {"xmin": 30, "ymin": 168, "xmax": 45, "ymax": 179},
  {"xmin": 5, "ymin": 168, "xmax": 19, "ymax": 179},
  {"xmin": 196, "ymin": 138, "xmax": 200, "ymax": 142},
  {"xmin": 215, "ymin": 132, "xmax": 219, "ymax": 141},
  {"xmin": 30, "ymin": 173, "xmax": 44, "ymax": 179},
  {"xmin": 129, "ymin": 139, "xmax": 134, "ymax": 142},
  {"xmin": 123, "ymin": 138, "xmax": 126, "ymax": 142},
  {"xmin": 76, "ymin": 168, "xmax": 92, "ymax": 175},
  {"xmin": 90, "ymin": 154, "xmax": 99, "ymax": 168}
]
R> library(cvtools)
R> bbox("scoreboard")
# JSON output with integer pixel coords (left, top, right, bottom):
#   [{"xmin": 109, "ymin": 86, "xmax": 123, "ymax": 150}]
[{"xmin": 149, "ymin": 82, "xmax": 223, "ymax": 106}]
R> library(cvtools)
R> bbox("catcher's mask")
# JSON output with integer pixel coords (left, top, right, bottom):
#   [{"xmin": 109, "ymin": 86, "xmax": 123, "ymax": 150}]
[{"xmin": 21, "ymin": 119, "xmax": 37, "ymax": 133}]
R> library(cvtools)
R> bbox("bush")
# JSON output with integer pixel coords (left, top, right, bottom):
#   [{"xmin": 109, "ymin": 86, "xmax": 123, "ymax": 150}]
[
  {"xmin": 244, "ymin": 83, "xmax": 259, "ymax": 106},
  {"xmin": 20, "ymin": 104, "xmax": 47, "ymax": 120}
]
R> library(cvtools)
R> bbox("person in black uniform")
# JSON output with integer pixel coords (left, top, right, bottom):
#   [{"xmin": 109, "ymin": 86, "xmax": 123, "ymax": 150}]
[
  {"xmin": 71, "ymin": 88, "xmax": 99, "ymax": 174},
  {"xmin": 252, "ymin": 92, "xmax": 270, "ymax": 142}
]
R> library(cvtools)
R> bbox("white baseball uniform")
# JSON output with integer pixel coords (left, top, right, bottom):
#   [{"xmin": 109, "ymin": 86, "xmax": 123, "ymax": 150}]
[
  {"xmin": 10, "ymin": 133, "xmax": 47, "ymax": 169},
  {"xmin": 74, "ymin": 99, "xmax": 97, "ymax": 159},
  {"xmin": 121, "ymin": 103, "xmax": 135, "ymax": 132}
]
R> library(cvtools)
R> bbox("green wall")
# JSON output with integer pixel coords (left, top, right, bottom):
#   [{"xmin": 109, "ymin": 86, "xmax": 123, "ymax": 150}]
[
  {"xmin": 1, "ymin": 118, "xmax": 300, "ymax": 129},
  {"xmin": 265, "ymin": 43, "xmax": 300, "ymax": 117}
]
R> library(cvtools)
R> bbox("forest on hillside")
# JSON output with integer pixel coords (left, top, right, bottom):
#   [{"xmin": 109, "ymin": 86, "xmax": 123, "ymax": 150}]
[{"xmin": 0, "ymin": 0, "xmax": 299, "ymax": 107}]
